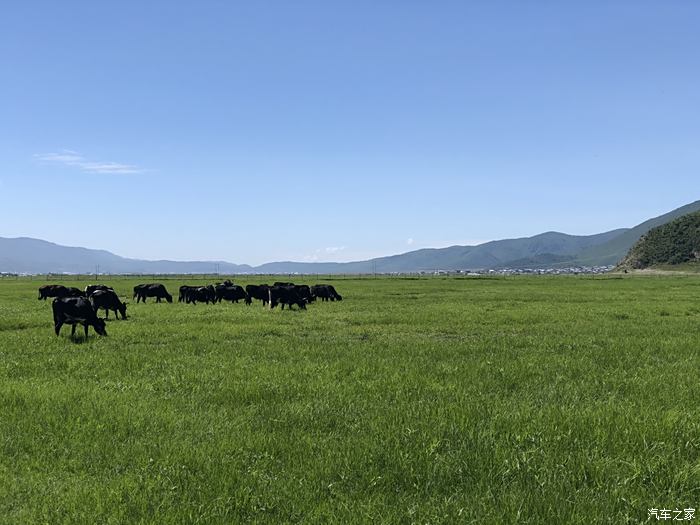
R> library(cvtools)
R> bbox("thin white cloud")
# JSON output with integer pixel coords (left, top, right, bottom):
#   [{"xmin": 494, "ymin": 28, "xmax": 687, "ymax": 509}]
[
  {"xmin": 302, "ymin": 246, "xmax": 347, "ymax": 261},
  {"xmin": 34, "ymin": 150, "xmax": 145, "ymax": 174},
  {"xmin": 406, "ymin": 238, "xmax": 414, "ymax": 245}
]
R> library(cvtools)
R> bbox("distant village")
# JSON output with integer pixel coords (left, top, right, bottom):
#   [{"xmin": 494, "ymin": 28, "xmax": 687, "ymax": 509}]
[
  {"xmin": 1, "ymin": 265, "xmax": 617, "ymax": 278},
  {"xmin": 428, "ymin": 265, "xmax": 616, "ymax": 276}
]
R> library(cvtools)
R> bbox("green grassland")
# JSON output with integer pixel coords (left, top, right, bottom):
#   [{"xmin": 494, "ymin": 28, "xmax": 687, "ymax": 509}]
[{"xmin": 1, "ymin": 275, "xmax": 699, "ymax": 524}]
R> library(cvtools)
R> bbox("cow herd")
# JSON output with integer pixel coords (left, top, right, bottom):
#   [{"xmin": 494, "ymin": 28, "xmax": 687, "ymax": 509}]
[{"xmin": 38, "ymin": 281, "xmax": 343, "ymax": 339}]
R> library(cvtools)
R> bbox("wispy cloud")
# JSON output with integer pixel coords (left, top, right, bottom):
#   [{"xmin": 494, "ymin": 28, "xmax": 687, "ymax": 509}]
[
  {"xmin": 406, "ymin": 238, "xmax": 414, "ymax": 246},
  {"xmin": 34, "ymin": 150, "xmax": 145, "ymax": 174},
  {"xmin": 303, "ymin": 246, "xmax": 347, "ymax": 261}
]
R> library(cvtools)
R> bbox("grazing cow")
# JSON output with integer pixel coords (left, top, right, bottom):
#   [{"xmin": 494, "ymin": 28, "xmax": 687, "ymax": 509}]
[
  {"xmin": 215, "ymin": 284, "xmax": 248, "ymax": 304},
  {"xmin": 327, "ymin": 285, "xmax": 342, "ymax": 301},
  {"xmin": 185, "ymin": 285, "xmax": 216, "ymax": 305},
  {"xmin": 38, "ymin": 284, "xmax": 68, "ymax": 300},
  {"xmin": 90, "ymin": 289, "xmax": 128, "ymax": 320},
  {"xmin": 85, "ymin": 284, "xmax": 114, "ymax": 297},
  {"xmin": 295, "ymin": 284, "xmax": 315, "ymax": 303},
  {"xmin": 38, "ymin": 285, "xmax": 85, "ymax": 300},
  {"xmin": 133, "ymin": 283, "xmax": 173, "ymax": 303},
  {"xmin": 269, "ymin": 285, "xmax": 307, "ymax": 310},
  {"xmin": 245, "ymin": 284, "xmax": 270, "ymax": 306},
  {"xmin": 179, "ymin": 285, "xmax": 199, "ymax": 303},
  {"xmin": 52, "ymin": 296, "xmax": 107, "ymax": 338},
  {"xmin": 273, "ymin": 283, "xmax": 314, "ymax": 303},
  {"xmin": 311, "ymin": 284, "xmax": 343, "ymax": 302}
]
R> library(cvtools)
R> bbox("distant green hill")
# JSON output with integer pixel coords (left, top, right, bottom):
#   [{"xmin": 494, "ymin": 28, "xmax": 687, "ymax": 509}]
[
  {"xmin": 618, "ymin": 211, "xmax": 700, "ymax": 269},
  {"xmin": 568, "ymin": 200, "xmax": 700, "ymax": 267}
]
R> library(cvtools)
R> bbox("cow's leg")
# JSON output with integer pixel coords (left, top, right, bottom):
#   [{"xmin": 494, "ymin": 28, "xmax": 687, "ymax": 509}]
[
  {"xmin": 84, "ymin": 323, "xmax": 89, "ymax": 339},
  {"xmin": 71, "ymin": 324, "xmax": 77, "ymax": 338},
  {"xmin": 105, "ymin": 308, "xmax": 109, "ymax": 319},
  {"xmin": 54, "ymin": 320, "xmax": 63, "ymax": 336}
]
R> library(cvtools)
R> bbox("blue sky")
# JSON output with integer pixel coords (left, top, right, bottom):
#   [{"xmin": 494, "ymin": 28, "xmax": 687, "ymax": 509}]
[{"xmin": 1, "ymin": 1, "xmax": 698, "ymax": 265}]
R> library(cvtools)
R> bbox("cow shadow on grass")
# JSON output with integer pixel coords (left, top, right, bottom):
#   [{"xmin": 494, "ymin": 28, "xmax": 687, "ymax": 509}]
[{"xmin": 67, "ymin": 331, "xmax": 108, "ymax": 344}]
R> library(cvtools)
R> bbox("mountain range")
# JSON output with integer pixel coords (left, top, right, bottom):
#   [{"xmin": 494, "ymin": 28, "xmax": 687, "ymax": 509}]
[{"xmin": 2, "ymin": 200, "xmax": 699, "ymax": 274}]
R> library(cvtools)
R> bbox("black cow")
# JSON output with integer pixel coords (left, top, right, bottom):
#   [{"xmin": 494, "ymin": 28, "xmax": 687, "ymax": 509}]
[
  {"xmin": 215, "ymin": 284, "xmax": 248, "ymax": 304},
  {"xmin": 311, "ymin": 284, "xmax": 343, "ymax": 301},
  {"xmin": 269, "ymin": 285, "xmax": 307, "ymax": 310},
  {"xmin": 52, "ymin": 296, "xmax": 107, "ymax": 338},
  {"xmin": 38, "ymin": 285, "xmax": 85, "ymax": 300},
  {"xmin": 272, "ymin": 282, "xmax": 314, "ymax": 302},
  {"xmin": 179, "ymin": 285, "xmax": 199, "ymax": 303},
  {"xmin": 133, "ymin": 283, "xmax": 173, "ymax": 303},
  {"xmin": 38, "ymin": 284, "xmax": 68, "ymax": 300},
  {"xmin": 295, "ymin": 284, "xmax": 315, "ymax": 303},
  {"xmin": 245, "ymin": 284, "xmax": 270, "ymax": 306},
  {"xmin": 90, "ymin": 289, "xmax": 128, "ymax": 320},
  {"xmin": 185, "ymin": 285, "xmax": 216, "ymax": 305},
  {"xmin": 85, "ymin": 284, "xmax": 114, "ymax": 297}
]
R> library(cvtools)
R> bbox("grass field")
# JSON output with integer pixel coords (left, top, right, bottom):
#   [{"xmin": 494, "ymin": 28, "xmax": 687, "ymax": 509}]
[{"xmin": 1, "ymin": 275, "xmax": 699, "ymax": 523}]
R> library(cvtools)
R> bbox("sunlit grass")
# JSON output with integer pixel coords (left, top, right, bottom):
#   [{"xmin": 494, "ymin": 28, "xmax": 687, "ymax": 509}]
[{"xmin": 1, "ymin": 275, "xmax": 699, "ymax": 523}]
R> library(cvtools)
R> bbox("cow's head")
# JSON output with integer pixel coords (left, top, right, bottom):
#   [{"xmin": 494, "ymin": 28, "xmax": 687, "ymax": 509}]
[
  {"xmin": 118, "ymin": 302, "xmax": 128, "ymax": 319},
  {"xmin": 165, "ymin": 293, "xmax": 173, "ymax": 303},
  {"xmin": 93, "ymin": 318, "xmax": 108, "ymax": 336}
]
